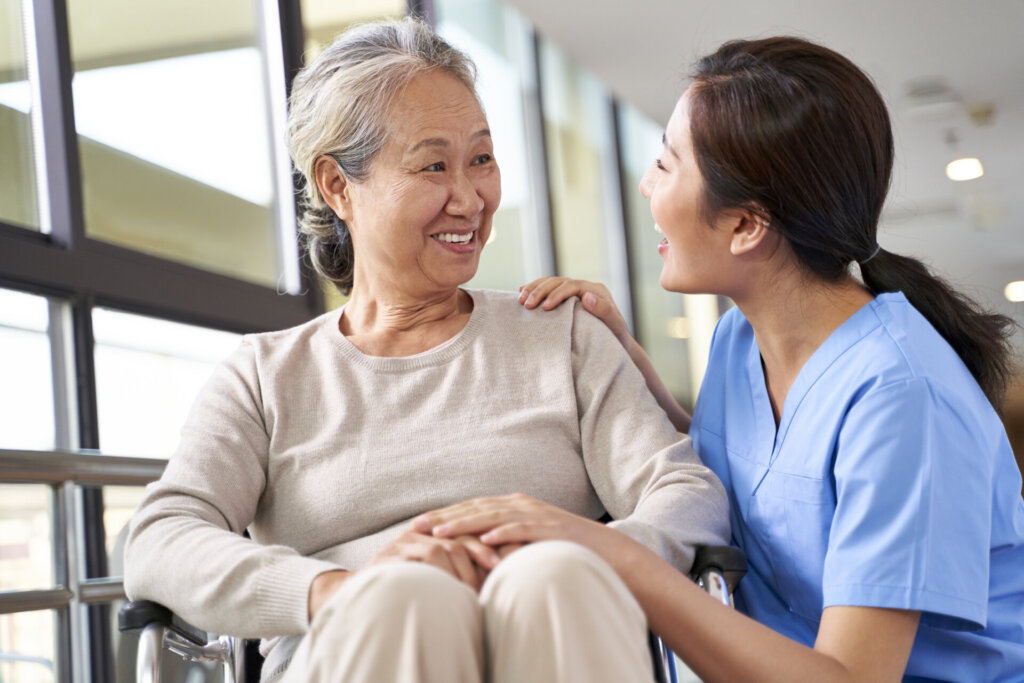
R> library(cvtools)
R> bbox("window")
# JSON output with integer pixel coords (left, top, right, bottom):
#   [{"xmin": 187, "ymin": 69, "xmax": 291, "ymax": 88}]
[
  {"xmin": 0, "ymin": 485, "xmax": 52, "ymax": 592},
  {"xmin": 539, "ymin": 39, "xmax": 631, "ymax": 322},
  {"xmin": 1, "ymin": 1, "xmax": 326, "ymax": 680},
  {"xmin": 92, "ymin": 309, "xmax": 241, "ymax": 458},
  {"xmin": 0, "ymin": 289, "xmax": 57, "ymax": 451},
  {"xmin": 301, "ymin": 0, "xmax": 406, "ymax": 56},
  {"xmin": 67, "ymin": 0, "xmax": 282, "ymax": 288},
  {"xmin": 0, "ymin": 1, "xmax": 40, "ymax": 230},
  {"xmin": 0, "ymin": 610, "xmax": 57, "ymax": 682}
]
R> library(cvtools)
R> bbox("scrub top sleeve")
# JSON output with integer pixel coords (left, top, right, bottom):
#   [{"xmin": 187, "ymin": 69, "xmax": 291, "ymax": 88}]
[{"xmin": 823, "ymin": 377, "xmax": 991, "ymax": 631}]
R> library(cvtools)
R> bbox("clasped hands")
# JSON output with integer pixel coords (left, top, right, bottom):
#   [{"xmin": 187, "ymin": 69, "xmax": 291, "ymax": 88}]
[
  {"xmin": 402, "ymin": 493, "xmax": 608, "ymax": 589},
  {"xmin": 394, "ymin": 493, "xmax": 606, "ymax": 591},
  {"xmin": 309, "ymin": 494, "xmax": 610, "ymax": 621}
]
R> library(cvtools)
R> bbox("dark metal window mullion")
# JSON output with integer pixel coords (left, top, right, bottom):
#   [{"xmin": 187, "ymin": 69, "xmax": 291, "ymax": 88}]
[
  {"xmin": 27, "ymin": 1, "xmax": 97, "ymax": 680},
  {"xmin": 27, "ymin": 0, "xmax": 84, "ymax": 248},
  {"xmin": 71, "ymin": 294, "xmax": 114, "ymax": 683},
  {"xmin": 610, "ymin": 101, "xmax": 641, "ymax": 337},
  {"xmin": 530, "ymin": 31, "xmax": 560, "ymax": 277}
]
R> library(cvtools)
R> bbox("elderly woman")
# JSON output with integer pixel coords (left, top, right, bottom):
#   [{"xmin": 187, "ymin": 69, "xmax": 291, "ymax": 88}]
[{"xmin": 123, "ymin": 17, "xmax": 728, "ymax": 683}]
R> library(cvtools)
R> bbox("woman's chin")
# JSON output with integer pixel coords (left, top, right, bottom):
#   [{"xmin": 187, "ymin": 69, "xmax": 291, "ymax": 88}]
[{"xmin": 659, "ymin": 268, "xmax": 682, "ymax": 294}]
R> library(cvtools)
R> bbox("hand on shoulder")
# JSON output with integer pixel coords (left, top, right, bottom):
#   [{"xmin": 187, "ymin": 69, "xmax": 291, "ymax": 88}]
[{"xmin": 518, "ymin": 277, "xmax": 632, "ymax": 350}]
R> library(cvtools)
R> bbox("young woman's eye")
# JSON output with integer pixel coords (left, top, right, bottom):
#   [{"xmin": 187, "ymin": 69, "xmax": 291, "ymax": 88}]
[
  {"xmin": 655, "ymin": 158, "xmax": 667, "ymax": 171},
  {"xmin": 422, "ymin": 162, "xmax": 445, "ymax": 172}
]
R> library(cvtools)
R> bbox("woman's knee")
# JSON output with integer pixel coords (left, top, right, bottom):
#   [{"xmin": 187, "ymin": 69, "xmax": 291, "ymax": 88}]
[
  {"xmin": 319, "ymin": 561, "xmax": 478, "ymax": 628},
  {"xmin": 481, "ymin": 540, "xmax": 627, "ymax": 606}
]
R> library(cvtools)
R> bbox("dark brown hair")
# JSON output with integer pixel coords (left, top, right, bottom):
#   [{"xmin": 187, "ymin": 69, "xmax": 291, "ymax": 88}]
[{"xmin": 688, "ymin": 36, "xmax": 1014, "ymax": 406}]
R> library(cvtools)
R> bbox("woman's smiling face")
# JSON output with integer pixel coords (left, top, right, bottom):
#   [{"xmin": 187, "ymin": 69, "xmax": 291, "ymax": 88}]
[
  {"xmin": 342, "ymin": 68, "xmax": 501, "ymax": 300},
  {"xmin": 640, "ymin": 88, "xmax": 734, "ymax": 295}
]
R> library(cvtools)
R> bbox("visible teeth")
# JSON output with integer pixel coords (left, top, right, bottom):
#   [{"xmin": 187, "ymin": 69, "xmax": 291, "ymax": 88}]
[
  {"xmin": 433, "ymin": 232, "xmax": 473, "ymax": 244},
  {"xmin": 654, "ymin": 223, "xmax": 664, "ymax": 234}
]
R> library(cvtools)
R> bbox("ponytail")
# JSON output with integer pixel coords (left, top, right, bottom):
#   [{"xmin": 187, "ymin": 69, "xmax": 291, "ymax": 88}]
[{"xmin": 861, "ymin": 249, "xmax": 1016, "ymax": 407}]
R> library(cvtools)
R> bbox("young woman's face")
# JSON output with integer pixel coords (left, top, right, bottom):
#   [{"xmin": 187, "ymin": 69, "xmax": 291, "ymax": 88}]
[
  {"xmin": 640, "ymin": 89, "xmax": 733, "ymax": 295},
  {"xmin": 343, "ymin": 69, "xmax": 501, "ymax": 299}
]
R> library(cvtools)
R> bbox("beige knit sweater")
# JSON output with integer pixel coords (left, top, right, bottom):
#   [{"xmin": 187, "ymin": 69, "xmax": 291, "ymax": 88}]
[{"xmin": 124, "ymin": 289, "xmax": 729, "ymax": 669}]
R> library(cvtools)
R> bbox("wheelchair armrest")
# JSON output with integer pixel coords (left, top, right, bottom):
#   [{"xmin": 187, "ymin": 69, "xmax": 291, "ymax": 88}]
[
  {"xmin": 691, "ymin": 545, "xmax": 747, "ymax": 594},
  {"xmin": 118, "ymin": 600, "xmax": 208, "ymax": 647}
]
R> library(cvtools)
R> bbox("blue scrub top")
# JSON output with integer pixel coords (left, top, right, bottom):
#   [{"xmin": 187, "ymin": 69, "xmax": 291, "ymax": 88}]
[{"xmin": 690, "ymin": 292, "xmax": 1024, "ymax": 682}]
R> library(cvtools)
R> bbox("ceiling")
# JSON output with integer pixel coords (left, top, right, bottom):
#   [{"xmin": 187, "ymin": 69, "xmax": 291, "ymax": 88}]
[{"xmin": 505, "ymin": 0, "xmax": 1024, "ymax": 353}]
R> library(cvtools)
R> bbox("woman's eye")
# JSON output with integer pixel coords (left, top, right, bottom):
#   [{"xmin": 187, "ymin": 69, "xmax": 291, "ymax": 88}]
[
  {"xmin": 473, "ymin": 153, "xmax": 493, "ymax": 165},
  {"xmin": 422, "ymin": 162, "xmax": 445, "ymax": 172},
  {"xmin": 655, "ymin": 158, "xmax": 667, "ymax": 171}
]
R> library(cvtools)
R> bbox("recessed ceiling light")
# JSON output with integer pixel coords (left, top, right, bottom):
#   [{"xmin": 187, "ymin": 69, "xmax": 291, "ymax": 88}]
[
  {"xmin": 1004, "ymin": 281, "xmax": 1024, "ymax": 302},
  {"xmin": 946, "ymin": 157, "xmax": 984, "ymax": 181}
]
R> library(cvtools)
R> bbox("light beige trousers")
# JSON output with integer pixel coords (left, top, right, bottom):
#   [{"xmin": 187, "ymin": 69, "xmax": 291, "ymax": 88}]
[{"xmin": 279, "ymin": 540, "xmax": 653, "ymax": 683}]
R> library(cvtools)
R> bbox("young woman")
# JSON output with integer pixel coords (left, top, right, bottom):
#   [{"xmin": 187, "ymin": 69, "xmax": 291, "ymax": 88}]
[{"xmin": 415, "ymin": 36, "xmax": 1024, "ymax": 681}]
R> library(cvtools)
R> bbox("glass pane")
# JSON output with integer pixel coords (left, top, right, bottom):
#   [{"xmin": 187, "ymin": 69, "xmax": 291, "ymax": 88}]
[
  {"xmin": 102, "ymin": 486, "xmax": 146, "ymax": 577},
  {"xmin": 618, "ymin": 104, "xmax": 695, "ymax": 407},
  {"xmin": 0, "ymin": 485, "xmax": 52, "ymax": 592},
  {"xmin": 437, "ymin": 0, "xmax": 539, "ymax": 290},
  {"xmin": 0, "ymin": 0, "xmax": 40, "ymax": 230},
  {"xmin": 0, "ymin": 610, "xmax": 56, "ymax": 682},
  {"xmin": 301, "ymin": 0, "xmax": 406, "ymax": 57},
  {"xmin": 68, "ymin": 0, "xmax": 279, "ymax": 287},
  {"xmin": 0, "ymin": 289, "xmax": 56, "ymax": 450},
  {"xmin": 92, "ymin": 308, "xmax": 241, "ymax": 458},
  {"xmin": 539, "ymin": 40, "xmax": 617, "ymax": 283}
]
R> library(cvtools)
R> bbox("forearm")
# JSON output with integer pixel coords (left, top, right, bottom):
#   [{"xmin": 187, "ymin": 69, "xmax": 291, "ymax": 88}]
[
  {"xmin": 125, "ymin": 500, "xmax": 340, "ymax": 637},
  {"xmin": 610, "ymin": 538, "xmax": 912, "ymax": 683},
  {"xmin": 625, "ymin": 337, "xmax": 691, "ymax": 433}
]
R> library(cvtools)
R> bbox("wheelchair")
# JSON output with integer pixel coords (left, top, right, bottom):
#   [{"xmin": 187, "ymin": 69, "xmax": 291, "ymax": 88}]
[{"xmin": 119, "ymin": 545, "xmax": 746, "ymax": 683}]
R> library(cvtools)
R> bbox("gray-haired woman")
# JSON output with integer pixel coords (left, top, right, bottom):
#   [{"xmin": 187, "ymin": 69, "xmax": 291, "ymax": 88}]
[{"xmin": 123, "ymin": 18, "xmax": 729, "ymax": 682}]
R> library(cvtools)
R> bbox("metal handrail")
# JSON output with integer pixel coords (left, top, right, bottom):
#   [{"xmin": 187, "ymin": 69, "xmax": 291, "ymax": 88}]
[
  {"xmin": 0, "ymin": 449, "xmax": 161, "ymax": 617},
  {"xmin": 0, "ymin": 588, "xmax": 74, "ymax": 614},
  {"xmin": 0, "ymin": 448, "xmax": 166, "ymax": 485},
  {"xmin": 0, "ymin": 579, "xmax": 129, "ymax": 615}
]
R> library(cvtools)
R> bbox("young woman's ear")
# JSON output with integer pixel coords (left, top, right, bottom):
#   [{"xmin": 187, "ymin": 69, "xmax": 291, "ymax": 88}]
[
  {"xmin": 314, "ymin": 155, "xmax": 354, "ymax": 222},
  {"xmin": 728, "ymin": 209, "xmax": 773, "ymax": 256}
]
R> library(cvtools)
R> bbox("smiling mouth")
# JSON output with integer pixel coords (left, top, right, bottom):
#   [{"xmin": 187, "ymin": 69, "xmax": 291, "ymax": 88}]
[{"xmin": 432, "ymin": 231, "xmax": 475, "ymax": 245}]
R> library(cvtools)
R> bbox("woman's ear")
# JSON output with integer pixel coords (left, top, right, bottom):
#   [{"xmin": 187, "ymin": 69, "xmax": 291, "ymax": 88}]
[
  {"xmin": 728, "ymin": 209, "xmax": 773, "ymax": 256},
  {"xmin": 314, "ymin": 156, "xmax": 353, "ymax": 221}
]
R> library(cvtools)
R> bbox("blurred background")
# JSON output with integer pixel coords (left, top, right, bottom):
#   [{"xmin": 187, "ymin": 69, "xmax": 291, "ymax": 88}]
[{"xmin": 0, "ymin": 0, "xmax": 1021, "ymax": 680}]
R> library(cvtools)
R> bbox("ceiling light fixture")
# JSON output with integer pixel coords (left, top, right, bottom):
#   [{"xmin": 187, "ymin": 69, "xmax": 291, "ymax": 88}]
[
  {"xmin": 1004, "ymin": 281, "xmax": 1024, "ymax": 303},
  {"xmin": 946, "ymin": 157, "xmax": 984, "ymax": 182}
]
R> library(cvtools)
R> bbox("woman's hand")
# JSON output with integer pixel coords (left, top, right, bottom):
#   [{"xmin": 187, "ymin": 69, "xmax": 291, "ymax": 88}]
[
  {"xmin": 412, "ymin": 493, "xmax": 616, "ymax": 554},
  {"xmin": 518, "ymin": 277, "xmax": 633, "ymax": 351},
  {"xmin": 367, "ymin": 529, "xmax": 500, "ymax": 591},
  {"xmin": 308, "ymin": 531, "xmax": 501, "ymax": 621}
]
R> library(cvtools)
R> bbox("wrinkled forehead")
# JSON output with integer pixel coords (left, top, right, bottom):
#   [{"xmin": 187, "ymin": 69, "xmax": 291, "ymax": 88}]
[{"xmin": 383, "ymin": 69, "xmax": 488, "ymax": 146}]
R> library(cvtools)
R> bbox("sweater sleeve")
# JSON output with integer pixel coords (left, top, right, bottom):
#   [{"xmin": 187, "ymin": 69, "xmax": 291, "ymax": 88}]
[
  {"xmin": 123, "ymin": 341, "xmax": 341, "ymax": 638},
  {"xmin": 569, "ymin": 300, "xmax": 730, "ymax": 571}
]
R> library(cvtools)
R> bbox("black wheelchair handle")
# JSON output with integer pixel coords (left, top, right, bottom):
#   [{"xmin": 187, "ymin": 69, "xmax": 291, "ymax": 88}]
[
  {"xmin": 118, "ymin": 599, "xmax": 208, "ymax": 647},
  {"xmin": 692, "ymin": 545, "xmax": 748, "ymax": 594}
]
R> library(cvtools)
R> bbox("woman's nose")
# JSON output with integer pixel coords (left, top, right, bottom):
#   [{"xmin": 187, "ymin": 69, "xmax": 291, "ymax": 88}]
[
  {"xmin": 447, "ymin": 171, "xmax": 485, "ymax": 216},
  {"xmin": 639, "ymin": 166, "xmax": 655, "ymax": 199}
]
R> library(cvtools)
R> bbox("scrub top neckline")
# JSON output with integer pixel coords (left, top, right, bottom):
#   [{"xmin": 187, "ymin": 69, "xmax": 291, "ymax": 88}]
[{"xmin": 746, "ymin": 292, "xmax": 905, "ymax": 467}]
